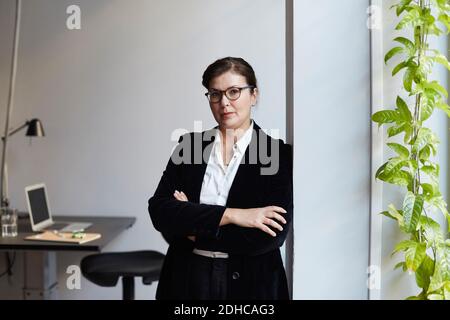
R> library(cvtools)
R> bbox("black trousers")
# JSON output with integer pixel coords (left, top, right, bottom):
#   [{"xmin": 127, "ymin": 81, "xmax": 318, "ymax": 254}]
[{"xmin": 188, "ymin": 253, "xmax": 228, "ymax": 300}]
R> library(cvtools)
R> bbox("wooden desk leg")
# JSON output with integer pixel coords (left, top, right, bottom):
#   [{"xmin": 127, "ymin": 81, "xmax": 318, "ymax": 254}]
[{"xmin": 23, "ymin": 251, "xmax": 58, "ymax": 300}]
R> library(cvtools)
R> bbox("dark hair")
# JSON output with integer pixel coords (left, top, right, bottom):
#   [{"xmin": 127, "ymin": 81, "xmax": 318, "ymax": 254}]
[{"xmin": 202, "ymin": 57, "xmax": 258, "ymax": 90}]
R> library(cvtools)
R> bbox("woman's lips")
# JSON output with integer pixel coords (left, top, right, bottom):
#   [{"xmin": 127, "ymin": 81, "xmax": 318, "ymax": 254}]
[{"xmin": 222, "ymin": 112, "xmax": 235, "ymax": 119}]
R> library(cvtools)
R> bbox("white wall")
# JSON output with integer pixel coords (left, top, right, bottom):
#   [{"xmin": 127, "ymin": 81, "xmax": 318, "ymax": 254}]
[
  {"xmin": 0, "ymin": 0, "xmax": 285, "ymax": 299},
  {"xmin": 292, "ymin": 0, "xmax": 371, "ymax": 299},
  {"xmin": 380, "ymin": 0, "xmax": 449, "ymax": 299}
]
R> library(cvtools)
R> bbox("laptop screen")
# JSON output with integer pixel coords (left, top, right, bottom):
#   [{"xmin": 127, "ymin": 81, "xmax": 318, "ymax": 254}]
[{"xmin": 27, "ymin": 187, "xmax": 51, "ymax": 224}]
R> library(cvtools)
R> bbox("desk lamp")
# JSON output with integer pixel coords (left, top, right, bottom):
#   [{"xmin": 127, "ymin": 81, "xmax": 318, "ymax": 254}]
[{"xmin": 1, "ymin": 0, "xmax": 45, "ymax": 208}]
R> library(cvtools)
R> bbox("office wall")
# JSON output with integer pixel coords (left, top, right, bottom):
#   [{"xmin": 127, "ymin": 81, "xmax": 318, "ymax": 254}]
[
  {"xmin": 0, "ymin": 0, "xmax": 285, "ymax": 299},
  {"xmin": 292, "ymin": 1, "xmax": 371, "ymax": 299},
  {"xmin": 380, "ymin": 0, "xmax": 449, "ymax": 299}
]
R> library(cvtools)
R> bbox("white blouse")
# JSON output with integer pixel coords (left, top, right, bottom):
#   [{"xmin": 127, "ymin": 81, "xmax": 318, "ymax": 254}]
[{"xmin": 199, "ymin": 120, "xmax": 254, "ymax": 206}]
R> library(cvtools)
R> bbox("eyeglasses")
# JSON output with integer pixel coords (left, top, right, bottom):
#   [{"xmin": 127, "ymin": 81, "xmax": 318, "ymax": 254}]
[{"xmin": 205, "ymin": 86, "xmax": 255, "ymax": 103}]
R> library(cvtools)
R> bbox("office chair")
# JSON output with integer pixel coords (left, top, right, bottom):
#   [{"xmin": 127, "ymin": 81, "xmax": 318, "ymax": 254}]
[{"xmin": 80, "ymin": 250, "xmax": 165, "ymax": 300}]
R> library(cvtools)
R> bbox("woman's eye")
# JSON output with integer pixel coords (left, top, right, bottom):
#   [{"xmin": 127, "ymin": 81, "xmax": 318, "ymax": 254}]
[{"xmin": 228, "ymin": 89, "xmax": 240, "ymax": 96}]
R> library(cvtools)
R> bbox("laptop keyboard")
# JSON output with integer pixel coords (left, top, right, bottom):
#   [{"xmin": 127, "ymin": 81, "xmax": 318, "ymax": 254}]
[
  {"xmin": 44, "ymin": 222, "xmax": 92, "ymax": 232},
  {"xmin": 46, "ymin": 223, "xmax": 69, "ymax": 230},
  {"xmin": 59, "ymin": 223, "xmax": 92, "ymax": 232}
]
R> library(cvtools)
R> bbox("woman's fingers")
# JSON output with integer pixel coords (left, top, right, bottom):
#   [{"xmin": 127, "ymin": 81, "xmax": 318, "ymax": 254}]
[
  {"xmin": 173, "ymin": 190, "xmax": 188, "ymax": 201},
  {"xmin": 270, "ymin": 212, "xmax": 287, "ymax": 225},
  {"xmin": 270, "ymin": 206, "xmax": 287, "ymax": 214},
  {"xmin": 259, "ymin": 223, "xmax": 277, "ymax": 237},
  {"xmin": 264, "ymin": 218, "xmax": 283, "ymax": 232},
  {"xmin": 256, "ymin": 207, "xmax": 288, "ymax": 236}
]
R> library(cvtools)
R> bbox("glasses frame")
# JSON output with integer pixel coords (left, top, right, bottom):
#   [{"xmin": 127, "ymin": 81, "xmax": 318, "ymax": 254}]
[{"xmin": 205, "ymin": 85, "xmax": 255, "ymax": 103}]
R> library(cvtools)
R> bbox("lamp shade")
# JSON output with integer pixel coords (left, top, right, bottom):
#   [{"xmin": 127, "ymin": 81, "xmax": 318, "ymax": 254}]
[{"xmin": 25, "ymin": 118, "xmax": 45, "ymax": 137}]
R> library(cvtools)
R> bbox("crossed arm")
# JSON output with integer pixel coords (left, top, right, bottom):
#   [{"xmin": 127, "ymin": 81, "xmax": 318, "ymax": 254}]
[
  {"xmin": 173, "ymin": 190, "xmax": 287, "ymax": 239},
  {"xmin": 148, "ymin": 142, "xmax": 293, "ymax": 255}
]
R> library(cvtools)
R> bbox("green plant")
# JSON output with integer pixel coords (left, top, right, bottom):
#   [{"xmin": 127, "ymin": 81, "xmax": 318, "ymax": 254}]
[{"xmin": 372, "ymin": 0, "xmax": 450, "ymax": 300}]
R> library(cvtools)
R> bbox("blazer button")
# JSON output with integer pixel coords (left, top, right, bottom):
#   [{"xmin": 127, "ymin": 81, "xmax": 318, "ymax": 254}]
[{"xmin": 232, "ymin": 272, "xmax": 240, "ymax": 280}]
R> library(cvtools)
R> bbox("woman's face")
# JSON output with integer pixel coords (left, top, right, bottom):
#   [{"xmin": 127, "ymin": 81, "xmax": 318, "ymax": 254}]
[{"xmin": 208, "ymin": 71, "xmax": 257, "ymax": 131}]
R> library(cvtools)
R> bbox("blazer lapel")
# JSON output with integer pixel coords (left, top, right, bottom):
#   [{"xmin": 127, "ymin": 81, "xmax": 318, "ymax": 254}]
[
  {"xmin": 226, "ymin": 122, "xmax": 262, "ymax": 207},
  {"xmin": 189, "ymin": 122, "xmax": 263, "ymax": 206},
  {"xmin": 189, "ymin": 129, "xmax": 216, "ymax": 203}
]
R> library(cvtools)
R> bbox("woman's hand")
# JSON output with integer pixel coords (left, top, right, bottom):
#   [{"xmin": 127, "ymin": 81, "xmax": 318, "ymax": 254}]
[
  {"xmin": 173, "ymin": 190, "xmax": 196, "ymax": 242},
  {"xmin": 221, "ymin": 206, "xmax": 287, "ymax": 237},
  {"xmin": 173, "ymin": 190, "xmax": 188, "ymax": 202}
]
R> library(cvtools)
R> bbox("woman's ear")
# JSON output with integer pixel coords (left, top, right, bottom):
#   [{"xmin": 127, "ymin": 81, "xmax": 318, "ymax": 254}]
[{"xmin": 251, "ymin": 87, "xmax": 258, "ymax": 106}]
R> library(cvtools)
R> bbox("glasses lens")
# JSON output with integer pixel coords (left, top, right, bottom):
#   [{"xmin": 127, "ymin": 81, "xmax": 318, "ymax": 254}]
[
  {"xmin": 209, "ymin": 91, "xmax": 221, "ymax": 102},
  {"xmin": 226, "ymin": 88, "xmax": 241, "ymax": 100}
]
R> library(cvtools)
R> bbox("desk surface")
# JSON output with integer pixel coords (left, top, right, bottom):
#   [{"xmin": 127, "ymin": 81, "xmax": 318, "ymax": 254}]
[{"xmin": 0, "ymin": 216, "xmax": 136, "ymax": 252}]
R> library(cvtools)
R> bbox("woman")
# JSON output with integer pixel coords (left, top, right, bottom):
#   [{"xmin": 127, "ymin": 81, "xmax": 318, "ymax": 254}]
[{"xmin": 148, "ymin": 57, "xmax": 293, "ymax": 300}]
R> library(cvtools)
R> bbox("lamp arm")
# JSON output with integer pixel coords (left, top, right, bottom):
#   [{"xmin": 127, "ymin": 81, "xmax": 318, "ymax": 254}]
[{"xmin": 1, "ymin": 121, "xmax": 28, "ymax": 141}]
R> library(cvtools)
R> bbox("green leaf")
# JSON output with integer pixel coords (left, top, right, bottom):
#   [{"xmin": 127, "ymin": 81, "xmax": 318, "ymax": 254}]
[
  {"xmin": 393, "ymin": 240, "xmax": 426, "ymax": 272},
  {"xmin": 420, "ymin": 215, "xmax": 444, "ymax": 244},
  {"xmin": 444, "ymin": 281, "xmax": 450, "ymax": 300},
  {"xmin": 413, "ymin": 128, "xmax": 439, "ymax": 153},
  {"xmin": 396, "ymin": 0, "xmax": 414, "ymax": 16},
  {"xmin": 421, "ymin": 164, "xmax": 438, "ymax": 178},
  {"xmin": 403, "ymin": 192, "xmax": 423, "ymax": 232},
  {"xmin": 404, "ymin": 124, "xmax": 413, "ymax": 144},
  {"xmin": 381, "ymin": 210, "xmax": 396, "ymax": 220},
  {"xmin": 375, "ymin": 162, "xmax": 387, "ymax": 179},
  {"xmin": 396, "ymin": 7, "xmax": 421, "ymax": 30},
  {"xmin": 421, "ymin": 183, "xmax": 435, "ymax": 200},
  {"xmin": 419, "ymin": 145, "xmax": 431, "ymax": 163},
  {"xmin": 406, "ymin": 295, "xmax": 423, "ymax": 300},
  {"xmin": 384, "ymin": 170, "xmax": 412, "ymax": 188},
  {"xmin": 387, "ymin": 123, "xmax": 406, "ymax": 137},
  {"xmin": 407, "ymin": 159, "xmax": 418, "ymax": 172},
  {"xmin": 387, "ymin": 143, "xmax": 410, "ymax": 158},
  {"xmin": 433, "ymin": 53, "xmax": 450, "ymax": 71},
  {"xmin": 427, "ymin": 81, "xmax": 448, "ymax": 98},
  {"xmin": 427, "ymin": 294, "xmax": 444, "ymax": 300},
  {"xmin": 396, "ymin": 96, "xmax": 412, "ymax": 121},
  {"xmin": 416, "ymin": 255, "xmax": 434, "ymax": 290},
  {"xmin": 403, "ymin": 66, "xmax": 415, "ymax": 92},
  {"xmin": 405, "ymin": 242, "xmax": 426, "ymax": 271},
  {"xmin": 385, "ymin": 157, "xmax": 408, "ymax": 176},
  {"xmin": 438, "ymin": 14, "xmax": 450, "ymax": 33},
  {"xmin": 428, "ymin": 24, "xmax": 444, "ymax": 36},
  {"xmin": 428, "ymin": 196, "xmax": 450, "ymax": 226},
  {"xmin": 393, "ymin": 240, "xmax": 417, "ymax": 255},
  {"xmin": 392, "ymin": 61, "xmax": 409, "ymax": 76},
  {"xmin": 388, "ymin": 204, "xmax": 405, "ymax": 229},
  {"xmin": 394, "ymin": 36, "xmax": 415, "ymax": 51},
  {"xmin": 372, "ymin": 110, "xmax": 400, "ymax": 124},
  {"xmin": 395, "ymin": 261, "xmax": 406, "ymax": 271},
  {"xmin": 436, "ymin": 101, "xmax": 450, "ymax": 117},
  {"xmin": 435, "ymin": 0, "xmax": 450, "ymax": 11},
  {"xmin": 388, "ymin": 204, "xmax": 404, "ymax": 220},
  {"xmin": 420, "ymin": 100, "xmax": 434, "ymax": 122},
  {"xmin": 385, "ymin": 46, "xmax": 404, "ymax": 64},
  {"xmin": 428, "ymin": 245, "xmax": 448, "ymax": 292}
]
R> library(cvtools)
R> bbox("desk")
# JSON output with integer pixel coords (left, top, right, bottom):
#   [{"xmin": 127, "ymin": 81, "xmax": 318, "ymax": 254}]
[{"xmin": 0, "ymin": 215, "xmax": 136, "ymax": 299}]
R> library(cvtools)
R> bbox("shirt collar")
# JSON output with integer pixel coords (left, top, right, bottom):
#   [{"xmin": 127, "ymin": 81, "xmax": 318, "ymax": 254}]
[{"xmin": 214, "ymin": 119, "xmax": 254, "ymax": 154}]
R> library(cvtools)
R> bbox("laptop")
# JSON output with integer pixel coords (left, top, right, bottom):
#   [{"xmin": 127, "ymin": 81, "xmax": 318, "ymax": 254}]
[{"xmin": 25, "ymin": 183, "xmax": 92, "ymax": 232}]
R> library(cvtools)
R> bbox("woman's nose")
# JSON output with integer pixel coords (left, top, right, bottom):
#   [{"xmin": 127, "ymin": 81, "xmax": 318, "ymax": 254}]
[{"xmin": 220, "ymin": 94, "xmax": 230, "ymax": 106}]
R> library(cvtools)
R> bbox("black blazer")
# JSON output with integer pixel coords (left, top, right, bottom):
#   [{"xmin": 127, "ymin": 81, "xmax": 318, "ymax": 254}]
[{"xmin": 148, "ymin": 122, "xmax": 293, "ymax": 299}]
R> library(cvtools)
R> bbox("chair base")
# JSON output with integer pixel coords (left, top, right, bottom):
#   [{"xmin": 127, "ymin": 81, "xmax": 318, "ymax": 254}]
[{"xmin": 122, "ymin": 276, "xmax": 134, "ymax": 300}]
